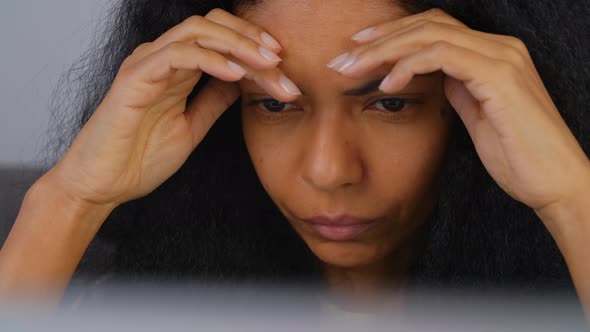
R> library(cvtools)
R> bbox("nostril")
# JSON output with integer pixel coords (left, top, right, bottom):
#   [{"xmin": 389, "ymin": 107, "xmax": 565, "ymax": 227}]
[
  {"xmin": 301, "ymin": 155, "xmax": 364, "ymax": 192},
  {"xmin": 299, "ymin": 119, "xmax": 364, "ymax": 192}
]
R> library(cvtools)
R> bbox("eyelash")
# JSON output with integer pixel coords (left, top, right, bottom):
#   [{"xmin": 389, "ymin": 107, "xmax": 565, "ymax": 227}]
[{"xmin": 246, "ymin": 97, "xmax": 424, "ymax": 122}]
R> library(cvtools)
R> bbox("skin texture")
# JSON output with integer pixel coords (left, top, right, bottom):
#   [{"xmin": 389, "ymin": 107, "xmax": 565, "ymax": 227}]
[
  {"xmin": 1, "ymin": 0, "xmax": 590, "ymax": 320},
  {"xmin": 308, "ymin": 4, "xmax": 590, "ymax": 310},
  {"xmin": 238, "ymin": 0, "xmax": 453, "ymax": 293}
]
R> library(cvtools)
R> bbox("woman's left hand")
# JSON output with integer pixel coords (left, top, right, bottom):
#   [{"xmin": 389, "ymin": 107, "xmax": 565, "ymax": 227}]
[{"xmin": 328, "ymin": 8, "xmax": 590, "ymax": 222}]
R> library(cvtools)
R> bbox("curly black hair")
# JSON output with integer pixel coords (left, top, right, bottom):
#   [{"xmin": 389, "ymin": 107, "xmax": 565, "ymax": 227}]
[{"xmin": 46, "ymin": 0, "xmax": 590, "ymax": 295}]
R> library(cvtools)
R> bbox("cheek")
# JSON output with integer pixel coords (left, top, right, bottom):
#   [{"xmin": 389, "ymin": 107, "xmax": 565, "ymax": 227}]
[
  {"xmin": 242, "ymin": 102, "xmax": 452, "ymax": 212},
  {"xmin": 365, "ymin": 110, "xmax": 451, "ymax": 214},
  {"xmin": 241, "ymin": 108, "xmax": 298, "ymax": 197}
]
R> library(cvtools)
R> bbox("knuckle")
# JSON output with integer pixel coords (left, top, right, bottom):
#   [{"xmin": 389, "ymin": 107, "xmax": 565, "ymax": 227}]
[
  {"xmin": 420, "ymin": 21, "xmax": 439, "ymax": 33},
  {"xmin": 502, "ymin": 46, "xmax": 526, "ymax": 66},
  {"xmin": 396, "ymin": 56, "xmax": 410, "ymax": 70},
  {"xmin": 163, "ymin": 41, "xmax": 186, "ymax": 55},
  {"xmin": 233, "ymin": 31, "xmax": 249, "ymax": 44},
  {"xmin": 205, "ymin": 8, "xmax": 227, "ymax": 19},
  {"xmin": 119, "ymin": 58, "xmax": 132, "ymax": 72},
  {"xmin": 229, "ymin": 33, "xmax": 253, "ymax": 55},
  {"xmin": 246, "ymin": 25, "xmax": 265, "ymax": 39},
  {"xmin": 506, "ymin": 36, "xmax": 527, "ymax": 51},
  {"xmin": 411, "ymin": 19, "xmax": 430, "ymax": 30},
  {"xmin": 185, "ymin": 15, "xmax": 205, "ymax": 27},
  {"xmin": 427, "ymin": 8, "xmax": 446, "ymax": 17},
  {"xmin": 120, "ymin": 53, "xmax": 140, "ymax": 71},
  {"xmin": 116, "ymin": 63, "xmax": 135, "ymax": 82},
  {"xmin": 431, "ymin": 40, "xmax": 451, "ymax": 53},
  {"xmin": 132, "ymin": 42, "xmax": 151, "ymax": 55},
  {"xmin": 496, "ymin": 60, "xmax": 518, "ymax": 77},
  {"xmin": 355, "ymin": 47, "xmax": 371, "ymax": 62}
]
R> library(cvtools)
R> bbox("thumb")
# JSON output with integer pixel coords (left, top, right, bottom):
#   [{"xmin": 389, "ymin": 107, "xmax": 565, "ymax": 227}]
[
  {"xmin": 444, "ymin": 75, "xmax": 481, "ymax": 133},
  {"xmin": 185, "ymin": 78, "xmax": 241, "ymax": 148}
]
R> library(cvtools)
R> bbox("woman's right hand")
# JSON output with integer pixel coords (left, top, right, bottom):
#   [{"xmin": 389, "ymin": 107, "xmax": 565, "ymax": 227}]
[{"xmin": 45, "ymin": 8, "xmax": 300, "ymax": 208}]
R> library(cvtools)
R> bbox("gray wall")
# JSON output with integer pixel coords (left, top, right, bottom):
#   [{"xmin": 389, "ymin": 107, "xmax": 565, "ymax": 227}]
[
  {"xmin": 0, "ymin": 1, "xmax": 111, "ymax": 242},
  {"xmin": 0, "ymin": 0, "xmax": 110, "ymax": 166}
]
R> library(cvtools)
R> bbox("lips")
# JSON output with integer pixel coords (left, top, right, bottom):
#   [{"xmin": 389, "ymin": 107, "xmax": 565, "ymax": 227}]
[{"xmin": 301, "ymin": 215, "xmax": 377, "ymax": 241}]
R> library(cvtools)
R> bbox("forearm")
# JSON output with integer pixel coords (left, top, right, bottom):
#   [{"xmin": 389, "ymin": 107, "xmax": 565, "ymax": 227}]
[
  {"xmin": 0, "ymin": 171, "xmax": 115, "ymax": 299},
  {"xmin": 536, "ymin": 189, "xmax": 590, "ymax": 319}
]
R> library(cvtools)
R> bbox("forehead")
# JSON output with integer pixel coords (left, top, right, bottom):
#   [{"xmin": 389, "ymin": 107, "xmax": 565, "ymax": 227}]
[{"xmin": 239, "ymin": 0, "xmax": 407, "ymax": 70}]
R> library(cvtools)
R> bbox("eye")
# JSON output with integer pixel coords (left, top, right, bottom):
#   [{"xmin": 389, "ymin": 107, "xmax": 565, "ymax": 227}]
[
  {"xmin": 366, "ymin": 96, "xmax": 424, "ymax": 122},
  {"xmin": 250, "ymin": 99, "xmax": 298, "ymax": 113},
  {"xmin": 372, "ymin": 97, "xmax": 410, "ymax": 112}
]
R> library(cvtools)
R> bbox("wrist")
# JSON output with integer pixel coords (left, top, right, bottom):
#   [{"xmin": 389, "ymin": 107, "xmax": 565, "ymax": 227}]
[
  {"xmin": 26, "ymin": 170, "xmax": 117, "ymax": 233},
  {"xmin": 0, "ymin": 170, "xmax": 117, "ymax": 294},
  {"xmin": 534, "ymin": 177, "xmax": 590, "ymax": 253}
]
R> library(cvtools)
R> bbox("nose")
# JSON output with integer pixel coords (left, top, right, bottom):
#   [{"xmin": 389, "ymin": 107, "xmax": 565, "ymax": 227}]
[{"xmin": 301, "ymin": 111, "xmax": 364, "ymax": 192}]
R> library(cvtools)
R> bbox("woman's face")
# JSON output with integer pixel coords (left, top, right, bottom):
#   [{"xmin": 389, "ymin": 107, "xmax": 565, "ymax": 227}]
[{"xmin": 239, "ymin": 0, "xmax": 453, "ymax": 269}]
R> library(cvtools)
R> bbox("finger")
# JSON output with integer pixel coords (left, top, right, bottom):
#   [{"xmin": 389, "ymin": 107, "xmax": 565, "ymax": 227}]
[
  {"xmin": 230, "ymin": 57, "xmax": 302, "ymax": 102},
  {"xmin": 336, "ymin": 21, "xmax": 552, "ymax": 115},
  {"xmin": 128, "ymin": 15, "xmax": 281, "ymax": 71},
  {"xmin": 350, "ymin": 8, "xmax": 465, "ymax": 42},
  {"xmin": 139, "ymin": 42, "xmax": 247, "ymax": 83},
  {"xmin": 348, "ymin": 10, "xmax": 540, "ymax": 82},
  {"xmin": 115, "ymin": 42, "xmax": 246, "ymax": 110},
  {"xmin": 128, "ymin": 41, "xmax": 299, "ymax": 105},
  {"xmin": 252, "ymin": 71, "xmax": 302, "ymax": 102},
  {"xmin": 443, "ymin": 76, "xmax": 482, "ymax": 133},
  {"xmin": 378, "ymin": 42, "xmax": 525, "ymax": 129},
  {"xmin": 378, "ymin": 43, "xmax": 526, "ymax": 140},
  {"xmin": 350, "ymin": 20, "xmax": 519, "ymax": 62},
  {"xmin": 204, "ymin": 8, "xmax": 282, "ymax": 52},
  {"xmin": 355, "ymin": 17, "xmax": 518, "ymax": 53},
  {"xmin": 380, "ymin": 42, "xmax": 495, "ymax": 96},
  {"xmin": 184, "ymin": 78, "xmax": 240, "ymax": 148},
  {"xmin": 354, "ymin": 14, "xmax": 531, "ymax": 66},
  {"xmin": 332, "ymin": 22, "xmax": 526, "ymax": 79}
]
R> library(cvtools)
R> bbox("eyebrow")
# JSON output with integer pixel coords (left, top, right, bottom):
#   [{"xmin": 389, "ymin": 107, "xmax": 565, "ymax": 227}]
[
  {"xmin": 296, "ymin": 78, "xmax": 385, "ymax": 97},
  {"xmin": 342, "ymin": 78, "xmax": 386, "ymax": 96},
  {"xmin": 242, "ymin": 73, "xmax": 440, "ymax": 98},
  {"xmin": 339, "ymin": 73, "xmax": 440, "ymax": 96}
]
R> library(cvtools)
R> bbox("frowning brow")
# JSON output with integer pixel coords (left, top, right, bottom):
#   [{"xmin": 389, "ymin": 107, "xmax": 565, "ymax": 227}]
[
  {"xmin": 342, "ymin": 78, "xmax": 386, "ymax": 96},
  {"xmin": 339, "ymin": 73, "xmax": 440, "ymax": 96}
]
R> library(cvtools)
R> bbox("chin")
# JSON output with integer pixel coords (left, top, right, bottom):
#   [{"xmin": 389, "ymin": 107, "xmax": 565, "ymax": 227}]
[{"xmin": 305, "ymin": 239, "xmax": 390, "ymax": 269}]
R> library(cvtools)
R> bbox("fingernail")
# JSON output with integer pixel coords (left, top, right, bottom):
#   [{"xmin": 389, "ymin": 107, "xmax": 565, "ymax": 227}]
[
  {"xmin": 261, "ymin": 32, "xmax": 281, "ymax": 50},
  {"xmin": 379, "ymin": 75, "xmax": 392, "ymax": 92},
  {"xmin": 327, "ymin": 52, "xmax": 349, "ymax": 69},
  {"xmin": 352, "ymin": 27, "xmax": 377, "ymax": 41},
  {"xmin": 227, "ymin": 61, "xmax": 247, "ymax": 77},
  {"xmin": 279, "ymin": 75, "xmax": 302, "ymax": 95},
  {"xmin": 336, "ymin": 54, "xmax": 358, "ymax": 72},
  {"xmin": 259, "ymin": 46, "xmax": 282, "ymax": 62}
]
